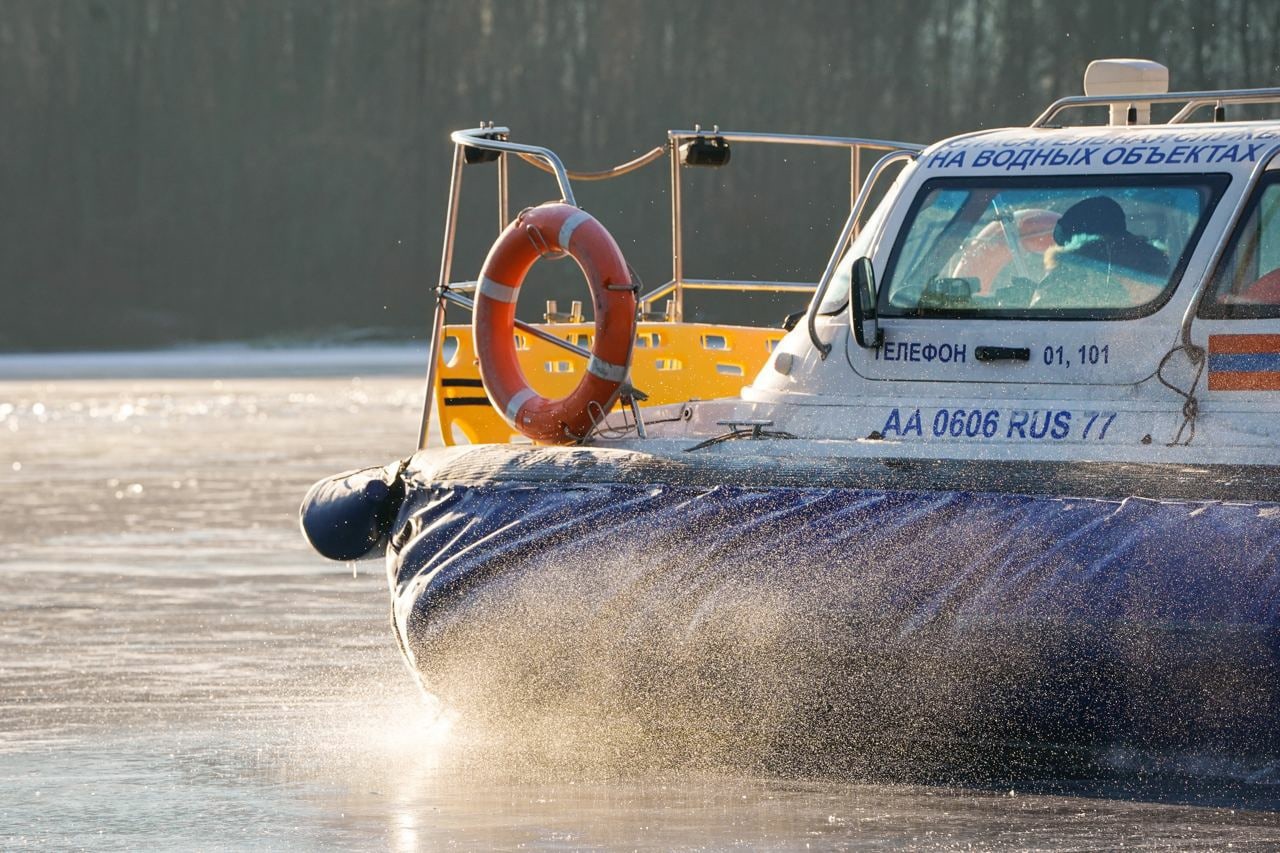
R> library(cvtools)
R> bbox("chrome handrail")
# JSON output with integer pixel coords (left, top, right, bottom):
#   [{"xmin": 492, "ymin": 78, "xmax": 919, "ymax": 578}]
[
  {"xmin": 1169, "ymin": 92, "xmax": 1280, "ymax": 123},
  {"xmin": 1033, "ymin": 87, "xmax": 1280, "ymax": 127},
  {"xmin": 668, "ymin": 130, "xmax": 924, "ymax": 152},
  {"xmin": 451, "ymin": 126, "xmax": 578, "ymax": 206},
  {"xmin": 804, "ymin": 149, "xmax": 917, "ymax": 359},
  {"xmin": 638, "ymin": 279, "xmax": 817, "ymax": 314},
  {"xmin": 665, "ymin": 130, "xmax": 925, "ymax": 321},
  {"xmin": 417, "ymin": 143, "xmax": 466, "ymax": 450}
]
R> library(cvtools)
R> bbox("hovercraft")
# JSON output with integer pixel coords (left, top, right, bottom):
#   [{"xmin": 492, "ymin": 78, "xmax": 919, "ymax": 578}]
[{"xmin": 303, "ymin": 60, "xmax": 1280, "ymax": 782}]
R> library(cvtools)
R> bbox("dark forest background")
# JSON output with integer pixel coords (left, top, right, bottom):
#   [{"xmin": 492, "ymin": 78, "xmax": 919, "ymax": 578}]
[{"xmin": 4, "ymin": 0, "xmax": 1280, "ymax": 351}]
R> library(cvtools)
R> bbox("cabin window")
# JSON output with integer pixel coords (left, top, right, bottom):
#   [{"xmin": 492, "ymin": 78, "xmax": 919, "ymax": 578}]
[
  {"xmin": 1201, "ymin": 176, "xmax": 1280, "ymax": 319},
  {"xmin": 879, "ymin": 175, "xmax": 1228, "ymax": 320}
]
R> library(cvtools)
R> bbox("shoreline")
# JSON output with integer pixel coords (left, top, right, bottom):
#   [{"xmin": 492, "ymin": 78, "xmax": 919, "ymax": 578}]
[{"xmin": 0, "ymin": 343, "xmax": 428, "ymax": 381}]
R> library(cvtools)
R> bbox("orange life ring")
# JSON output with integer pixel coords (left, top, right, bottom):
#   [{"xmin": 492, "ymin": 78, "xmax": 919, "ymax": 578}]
[{"xmin": 473, "ymin": 202, "xmax": 637, "ymax": 443}]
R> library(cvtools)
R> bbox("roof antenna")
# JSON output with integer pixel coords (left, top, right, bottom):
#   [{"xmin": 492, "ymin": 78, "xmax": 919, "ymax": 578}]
[{"xmin": 1084, "ymin": 59, "xmax": 1169, "ymax": 125}]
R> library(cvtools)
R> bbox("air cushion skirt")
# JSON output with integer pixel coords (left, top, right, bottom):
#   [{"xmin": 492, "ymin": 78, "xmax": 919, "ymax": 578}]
[{"xmin": 309, "ymin": 445, "xmax": 1280, "ymax": 777}]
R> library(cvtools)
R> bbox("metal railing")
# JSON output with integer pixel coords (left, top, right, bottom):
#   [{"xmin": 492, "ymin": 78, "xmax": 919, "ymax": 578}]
[
  {"xmin": 1032, "ymin": 87, "xmax": 1280, "ymax": 128},
  {"xmin": 658, "ymin": 129, "xmax": 922, "ymax": 321},
  {"xmin": 416, "ymin": 124, "xmax": 924, "ymax": 448},
  {"xmin": 803, "ymin": 148, "xmax": 919, "ymax": 359}
]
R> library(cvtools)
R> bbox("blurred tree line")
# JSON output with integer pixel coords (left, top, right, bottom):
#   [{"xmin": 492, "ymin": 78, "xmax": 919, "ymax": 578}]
[{"xmin": 3, "ymin": 0, "xmax": 1280, "ymax": 351}]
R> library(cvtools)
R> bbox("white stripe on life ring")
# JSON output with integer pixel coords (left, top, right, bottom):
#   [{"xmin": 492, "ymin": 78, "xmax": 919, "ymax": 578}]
[
  {"xmin": 587, "ymin": 355, "xmax": 628, "ymax": 383},
  {"xmin": 504, "ymin": 387, "xmax": 539, "ymax": 423},
  {"xmin": 558, "ymin": 210, "xmax": 593, "ymax": 251},
  {"xmin": 478, "ymin": 276, "xmax": 519, "ymax": 304}
]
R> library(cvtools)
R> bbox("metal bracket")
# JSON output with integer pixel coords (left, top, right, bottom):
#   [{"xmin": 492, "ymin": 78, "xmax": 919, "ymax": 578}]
[{"xmin": 622, "ymin": 384, "xmax": 648, "ymax": 439}]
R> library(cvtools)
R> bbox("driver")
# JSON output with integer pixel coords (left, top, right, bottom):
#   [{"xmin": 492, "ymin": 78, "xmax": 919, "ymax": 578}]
[{"xmin": 1032, "ymin": 196, "xmax": 1169, "ymax": 309}]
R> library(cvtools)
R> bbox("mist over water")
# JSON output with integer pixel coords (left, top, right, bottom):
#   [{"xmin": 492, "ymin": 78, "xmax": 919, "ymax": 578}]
[
  {"xmin": 4, "ymin": 358, "xmax": 1280, "ymax": 849},
  {"xmin": 397, "ymin": 486, "xmax": 1280, "ymax": 793}
]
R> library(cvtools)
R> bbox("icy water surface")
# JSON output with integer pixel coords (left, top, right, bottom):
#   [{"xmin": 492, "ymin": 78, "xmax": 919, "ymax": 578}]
[{"xmin": 3, "ymin": 354, "xmax": 1280, "ymax": 850}]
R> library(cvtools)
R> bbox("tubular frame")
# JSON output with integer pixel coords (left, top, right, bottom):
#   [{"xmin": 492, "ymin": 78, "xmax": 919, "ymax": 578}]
[
  {"xmin": 417, "ymin": 125, "xmax": 925, "ymax": 446},
  {"xmin": 1032, "ymin": 87, "xmax": 1280, "ymax": 128}
]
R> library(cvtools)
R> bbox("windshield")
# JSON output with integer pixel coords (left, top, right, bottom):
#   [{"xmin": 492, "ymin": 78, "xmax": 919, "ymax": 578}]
[{"xmin": 879, "ymin": 175, "xmax": 1229, "ymax": 319}]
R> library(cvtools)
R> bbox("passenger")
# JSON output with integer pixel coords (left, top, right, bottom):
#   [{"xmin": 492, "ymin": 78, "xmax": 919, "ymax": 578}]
[{"xmin": 1032, "ymin": 196, "xmax": 1169, "ymax": 309}]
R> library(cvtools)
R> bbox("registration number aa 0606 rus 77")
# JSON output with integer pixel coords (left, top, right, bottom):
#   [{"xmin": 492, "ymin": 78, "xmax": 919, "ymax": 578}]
[{"xmin": 880, "ymin": 407, "xmax": 1118, "ymax": 442}]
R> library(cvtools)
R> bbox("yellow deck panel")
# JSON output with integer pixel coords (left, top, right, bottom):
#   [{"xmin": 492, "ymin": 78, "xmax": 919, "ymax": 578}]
[{"xmin": 436, "ymin": 322, "xmax": 785, "ymax": 445}]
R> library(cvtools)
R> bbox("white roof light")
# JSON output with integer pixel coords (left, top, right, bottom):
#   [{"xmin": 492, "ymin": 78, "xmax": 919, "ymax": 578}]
[{"xmin": 1083, "ymin": 59, "xmax": 1170, "ymax": 125}]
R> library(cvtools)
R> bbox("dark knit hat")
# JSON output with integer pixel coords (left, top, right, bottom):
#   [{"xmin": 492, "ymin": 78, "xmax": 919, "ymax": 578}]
[{"xmin": 1053, "ymin": 196, "xmax": 1127, "ymax": 246}]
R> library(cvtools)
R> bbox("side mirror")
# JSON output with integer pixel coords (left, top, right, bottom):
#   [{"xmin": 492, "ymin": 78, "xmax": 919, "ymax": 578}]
[{"xmin": 849, "ymin": 257, "xmax": 883, "ymax": 349}]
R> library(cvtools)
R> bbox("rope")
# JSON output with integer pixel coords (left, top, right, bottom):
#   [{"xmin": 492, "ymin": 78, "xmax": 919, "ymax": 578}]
[
  {"xmin": 581, "ymin": 390, "xmax": 680, "ymax": 442},
  {"xmin": 517, "ymin": 147, "xmax": 666, "ymax": 182},
  {"xmin": 684, "ymin": 425, "xmax": 798, "ymax": 452},
  {"xmin": 580, "ymin": 398, "xmax": 639, "ymax": 441},
  {"xmin": 1156, "ymin": 343, "xmax": 1205, "ymax": 446},
  {"xmin": 524, "ymin": 221, "xmax": 558, "ymax": 258}
]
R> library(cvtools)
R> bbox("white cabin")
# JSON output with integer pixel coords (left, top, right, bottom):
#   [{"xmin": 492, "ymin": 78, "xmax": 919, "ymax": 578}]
[{"xmin": 613, "ymin": 62, "xmax": 1280, "ymax": 468}]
